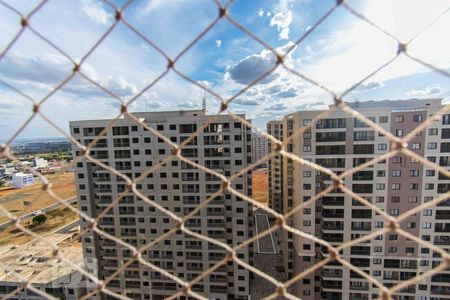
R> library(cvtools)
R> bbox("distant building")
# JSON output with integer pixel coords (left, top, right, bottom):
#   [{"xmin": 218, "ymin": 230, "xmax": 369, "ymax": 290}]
[
  {"xmin": 32, "ymin": 157, "xmax": 48, "ymax": 168},
  {"xmin": 12, "ymin": 172, "xmax": 33, "ymax": 189},
  {"xmin": 251, "ymin": 133, "xmax": 268, "ymax": 166},
  {"xmin": 0, "ymin": 234, "xmax": 87, "ymax": 299},
  {"xmin": 70, "ymin": 109, "xmax": 253, "ymax": 300}
]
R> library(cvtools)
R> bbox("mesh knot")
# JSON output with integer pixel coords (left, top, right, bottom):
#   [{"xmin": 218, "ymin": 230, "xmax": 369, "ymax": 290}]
[
  {"xmin": 120, "ymin": 104, "xmax": 127, "ymax": 113},
  {"xmin": 175, "ymin": 220, "xmax": 184, "ymax": 229},
  {"xmin": 182, "ymin": 286, "xmax": 190, "ymax": 295},
  {"xmin": 88, "ymin": 219, "xmax": 96, "ymax": 229},
  {"xmin": 218, "ymin": 6, "xmax": 227, "ymax": 17},
  {"xmin": 332, "ymin": 179, "xmax": 342, "ymax": 189},
  {"xmin": 334, "ymin": 96, "xmax": 343, "ymax": 106},
  {"xmin": 32, "ymin": 104, "xmax": 39, "ymax": 113},
  {"xmin": 41, "ymin": 182, "xmax": 50, "ymax": 191},
  {"xmin": 115, "ymin": 10, "xmax": 122, "ymax": 21},
  {"xmin": 132, "ymin": 251, "xmax": 140, "ymax": 260},
  {"xmin": 20, "ymin": 17, "xmax": 28, "ymax": 27},
  {"xmin": 0, "ymin": 144, "xmax": 8, "ymax": 155},
  {"xmin": 336, "ymin": 0, "xmax": 345, "ymax": 5},
  {"xmin": 276, "ymin": 285, "xmax": 286, "ymax": 297},
  {"xmin": 328, "ymin": 246, "xmax": 338, "ymax": 260},
  {"xmin": 392, "ymin": 141, "xmax": 406, "ymax": 150},
  {"xmin": 72, "ymin": 64, "xmax": 80, "ymax": 72},
  {"xmin": 275, "ymin": 53, "xmax": 284, "ymax": 65},
  {"xmin": 80, "ymin": 147, "xmax": 89, "ymax": 156},
  {"xmin": 274, "ymin": 142, "xmax": 283, "ymax": 152},
  {"xmin": 380, "ymin": 290, "xmax": 391, "ymax": 300},
  {"xmin": 220, "ymin": 101, "xmax": 228, "ymax": 112},
  {"xmin": 226, "ymin": 250, "xmax": 234, "ymax": 261},
  {"xmin": 222, "ymin": 181, "xmax": 230, "ymax": 190},
  {"xmin": 167, "ymin": 59, "xmax": 174, "ymax": 69},
  {"xmin": 276, "ymin": 216, "xmax": 285, "ymax": 227},
  {"xmin": 387, "ymin": 219, "xmax": 398, "ymax": 231},
  {"xmin": 171, "ymin": 146, "xmax": 179, "ymax": 156},
  {"xmin": 397, "ymin": 43, "xmax": 407, "ymax": 54}
]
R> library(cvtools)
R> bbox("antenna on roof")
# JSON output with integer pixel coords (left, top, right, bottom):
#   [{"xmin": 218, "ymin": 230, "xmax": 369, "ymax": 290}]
[{"xmin": 202, "ymin": 91, "xmax": 206, "ymax": 112}]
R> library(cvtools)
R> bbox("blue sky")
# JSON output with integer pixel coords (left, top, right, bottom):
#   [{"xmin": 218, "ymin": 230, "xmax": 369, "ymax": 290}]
[{"xmin": 0, "ymin": 0, "xmax": 449, "ymax": 139}]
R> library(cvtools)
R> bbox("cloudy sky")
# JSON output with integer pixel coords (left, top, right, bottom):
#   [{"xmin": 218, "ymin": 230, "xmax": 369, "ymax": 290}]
[{"xmin": 0, "ymin": 0, "xmax": 449, "ymax": 140}]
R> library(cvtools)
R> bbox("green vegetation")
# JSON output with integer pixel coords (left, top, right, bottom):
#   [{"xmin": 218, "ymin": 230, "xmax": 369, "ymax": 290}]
[{"xmin": 32, "ymin": 214, "xmax": 47, "ymax": 225}]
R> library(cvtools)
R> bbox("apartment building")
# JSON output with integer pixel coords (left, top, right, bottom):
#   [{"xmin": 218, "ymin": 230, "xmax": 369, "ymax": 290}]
[
  {"xmin": 251, "ymin": 133, "xmax": 268, "ymax": 166},
  {"xmin": 278, "ymin": 98, "xmax": 450, "ymax": 299},
  {"xmin": 70, "ymin": 110, "xmax": 253, "ymax": 300}
]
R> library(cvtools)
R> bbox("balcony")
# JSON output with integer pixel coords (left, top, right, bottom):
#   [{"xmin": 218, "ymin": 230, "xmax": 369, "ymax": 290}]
[
  {"xmin": 349, "ymin": 282, "xmax": 369, "ymax": 291},
  {"xmin": 322, "ymin": 197, "xmax": 344, "ymax": 206},
  {"xmin": 434, "ymin": 236, "xmax": 450, "ymax": 245},
  {"xmin": 323, "ymin": 209, "xmax": 344, "ymax": 218},
  {"xmin": 322, "ymin": 280, "xmax": 342, "ymax": 290},
  {"xmin": 322, "ymin": 269, "xmax": 342, "ymax": 278},
  {"xmin": 351, "ymin": 246, "xmax": 370, "ymax": 256}
]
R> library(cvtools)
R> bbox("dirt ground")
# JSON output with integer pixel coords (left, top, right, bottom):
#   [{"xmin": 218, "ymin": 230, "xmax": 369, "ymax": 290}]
[
  {"xmin": 0, "ymin": 205, "xmax": 79, "ymax": 246},
  {"xmin": 0, "ymin": 172, "xmax": 75, "ymax": 223},
  {"xmin": 252, "ymin": 169, "xmax": 268, "ymax": 204}
]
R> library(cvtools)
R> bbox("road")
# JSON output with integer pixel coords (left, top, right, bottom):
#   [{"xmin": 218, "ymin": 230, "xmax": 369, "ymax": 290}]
[
  {"xmin": 53, "ymin": 219, "xmax": 79, "ymax": 234},
  {"xmin": 0, "ymin": 196, "xmax": 77, "ymax": 230}
]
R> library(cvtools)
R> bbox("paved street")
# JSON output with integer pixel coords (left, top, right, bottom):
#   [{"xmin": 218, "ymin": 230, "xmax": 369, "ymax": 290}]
[{"xmin": 0, "ymin": 196, "xmax": 76, "ymax": 230}]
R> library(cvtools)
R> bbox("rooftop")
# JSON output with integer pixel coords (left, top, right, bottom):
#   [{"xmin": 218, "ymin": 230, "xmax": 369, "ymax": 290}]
[{"xmin": 0, "ymin": 234, "xmax": 83, "ymax": 285}]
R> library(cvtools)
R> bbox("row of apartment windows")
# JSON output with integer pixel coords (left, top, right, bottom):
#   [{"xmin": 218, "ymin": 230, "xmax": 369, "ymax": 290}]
[{"xmin": 301, "ymin": 114, "xmax": 429, "ymax": 128}]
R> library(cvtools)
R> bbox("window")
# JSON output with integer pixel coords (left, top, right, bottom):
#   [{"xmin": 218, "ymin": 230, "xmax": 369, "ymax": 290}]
[
  {"xmin": 392, "ymin": 170, "xmax": 401, "ymax": 177},
  {"xmin": 374, "ymin": 221, "xmax": 383, "ymax": 228},
  {"xmin": 408, "ymin": 196, "xmax": 418, "ymax": 203},
  {"xmin": 303, "ymin": 119, "xmax": 311, "ymax": 126},
  {"xmin": 423, "ymin": 210, "xmax": 432, "ymax": 216},
  {"xmin": 303, "ymin": 171, "xmax": 311, "ymax": 177},
  {"xmin": 378, "ymin": 143, "xmax": 387, "ymax": 150},
  {"xmin": 411, "ymin": 143, "xmax": 421, "ymax": 150},
  {"xmin": 131, "ymin": 126, "xmax": 138, "ymax": 131},
  {"xmin": 390, "ymin": 209, "xmax": 399, "ymax": 216},
  {"xmin": 376, "ymin": 196, "xmax": 384, "ymax": 203},
  {"xmin": 391, "ymin": 196, "xmax": 400, "ymax": 203},
  {"xmin": 373, "ymin": 258, "xmax": 382, "ymax": 264},
  {"xmin": 391, "ymin": 183, "xmax": 400, "ymax": 190},
  {"xmin": 157, "ymin": 125, "xmax": 164, "ymax": 130},
  {"xmin": 388, "ymin": 247, "xmax": 398, "ymax": 253},
  {"xmin": 410, "ymin": 170, "xmax": 419, "ymax": 177},
  {"xmin": 303, "ymin": 220, "xmax": 311, "ymax": 226},
  {"xmin": 394, "ymin": 115, "xmax": 404, "ymax": 123},
  {"xmin": 377, "ymin": 170, "xmax": 386, "ymax": 177},
  {"xmin": 413, "ymin": 114, "xmax": 423, "ymax": 122},
  {"xmin": 405, "ymin": 247, "xmax": 415, "ymax": 253},
  {"xmin": 409, "ymin": 183, "xmax": 419, "ymax": 190},
  {"xmin": 234, "ymin": 122, "xmax": 241, "ymax": 128},
  {"xmin": 303, "ymin": 145, "xmax": 311, "ymax": 152},
  {"xmin": 374, "ymin": 246, "xmax": 382, "ymax": 252},
  {"xmin": 303, "ymin": 132, "xmax": 311, "ymax": 139},
  {"xmin": 422, "ymin": 222, "xmax": 431, "ymax": 229},
  {"xmin": 395, "ymin": 129, "xmax": 403, "ymax": 137},
  {"xmin": 392, "ymin": 156, "xmax": 402, "ymax": 164},
  {"xmin": 425, "ymin": 183, "xmax": 434, "ymax": 190},
  {"xmin": 429, "ymin": 128, "xmax": 438, "ymax": 135},
  {"xmin": 428, "ymin": 142, "xmax": 437, "ymax": 149},
  {"xmin": 426, "ymin": 170, "xmax": 435, "ymax": 176},
  {"xmin": 376, "ymin": 183, "xmax": 385, "ymax": 190},
  {"xmin": 379, "ymin": 116, "xmax": 388, "ymax": 123}
]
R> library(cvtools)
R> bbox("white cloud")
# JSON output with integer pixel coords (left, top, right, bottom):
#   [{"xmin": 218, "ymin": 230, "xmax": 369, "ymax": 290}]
[
  {"xmin": 178, "ymin": 101, "xmax": 200, "ymax": 109},
  {"xmin": 81, "ymin": 0, "xmax": 112, "ymax": 25},
  {"xmin": 270, "ymin": 11, "xmax": 292, "ymax": 40},
  {"xmin": 258, "ymin": 8, "xmax": 264, "ymax": 17},
  {"xmin": 406, "ymin": 84, "xmax": 443, "ymax": 96},
  {"xmin": 215, "ymin": 40, "xmax": 222, "ymax": 48}
]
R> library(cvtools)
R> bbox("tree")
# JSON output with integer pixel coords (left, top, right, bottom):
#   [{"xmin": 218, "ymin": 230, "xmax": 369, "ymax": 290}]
[{"xmin": 32, "ymin": 214, "xmax": 47, "ymax": 225}]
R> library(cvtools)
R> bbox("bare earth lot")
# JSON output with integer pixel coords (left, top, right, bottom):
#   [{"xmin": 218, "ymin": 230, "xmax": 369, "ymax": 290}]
[
  {"xmin": 0, "ymin": 172, "xmax": 75, "ymax": 223},
  {"xmin": 252, "ymin": 169, "xmax": 268, "ymax": 204}
]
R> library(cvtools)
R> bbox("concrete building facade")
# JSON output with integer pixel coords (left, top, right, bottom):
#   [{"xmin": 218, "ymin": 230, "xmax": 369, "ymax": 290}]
[
  {"xmin": 70, "ymin": 110, "xmax": 253, "ymax": 300},
  {"xmin": 274, "ymin": 99, "xmax": 450, "ymax": 299},
  {"xmin": 12, "ymin": 172, "xmax": 33, "ymax": 189},
  {"xmin": 251, "ymin": 133, "xmax": 268, "ymax": 166}
]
